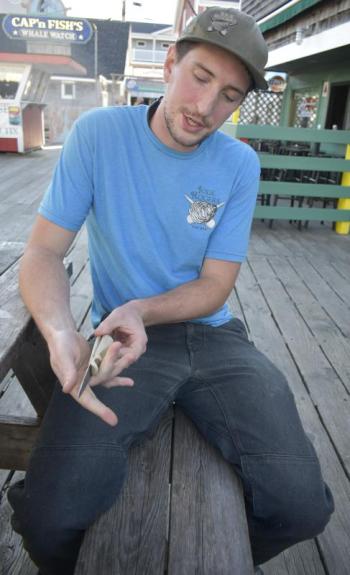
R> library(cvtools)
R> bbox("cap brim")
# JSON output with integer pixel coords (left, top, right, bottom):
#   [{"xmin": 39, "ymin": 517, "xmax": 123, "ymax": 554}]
[{"xmin": 176, "ymin": 36, "xmax": 268, "ymax": 91}]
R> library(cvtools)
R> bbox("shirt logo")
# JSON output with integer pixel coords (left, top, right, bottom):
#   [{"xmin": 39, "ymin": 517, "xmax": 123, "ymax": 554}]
[{"xmin": 185, "ymin": 195, "xmax": 224, "ymax": 229}]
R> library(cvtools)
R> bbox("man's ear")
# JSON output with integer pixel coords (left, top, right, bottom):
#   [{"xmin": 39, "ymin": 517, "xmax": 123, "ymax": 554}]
[{"xmin": 163, "ymin": 45, "xmax": 176, "ymax": 83}]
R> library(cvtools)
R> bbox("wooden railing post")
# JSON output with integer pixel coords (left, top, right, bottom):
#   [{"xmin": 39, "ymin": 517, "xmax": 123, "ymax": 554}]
[{"xmin": 335, "ymin": 143, "xmax": 350, "ymax": 235}]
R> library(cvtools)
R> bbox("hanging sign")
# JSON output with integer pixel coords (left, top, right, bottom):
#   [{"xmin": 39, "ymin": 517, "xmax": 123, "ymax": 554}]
[{"xmin": 2, "ymin": 14, "xmax": 93, "ymax": 43}]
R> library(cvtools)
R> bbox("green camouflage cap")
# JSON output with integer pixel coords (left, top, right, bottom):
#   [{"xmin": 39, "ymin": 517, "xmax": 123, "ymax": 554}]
[{"xmin": 177, "ymin": 7, "xmax": 268, "ymax": 90}]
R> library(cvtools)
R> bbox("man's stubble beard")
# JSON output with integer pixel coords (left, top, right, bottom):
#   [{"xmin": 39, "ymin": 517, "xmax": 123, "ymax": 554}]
[{"xmin": 163, "ymin": 103, "xmax": 210, "ymax": 150}]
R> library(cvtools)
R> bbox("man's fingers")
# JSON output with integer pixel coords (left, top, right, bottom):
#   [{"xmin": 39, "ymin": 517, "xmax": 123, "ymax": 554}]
[
  {"xmin": 93, "ymin": 348, "xmax": 137, "ymax": 384},
  {"xmin": 72, "ymin": 386, "xmax": 118, "ymax": 426},
  {"xmin": 62, "ymin": 370, "xmax": 80, "ymax": 394},
  {"xmin": 94, "ymin": 315, "xmax": 115, "ymax": 336},
  {"xmin": 102, "ymin": 376, "xmax": 134, "ymax": 389}
]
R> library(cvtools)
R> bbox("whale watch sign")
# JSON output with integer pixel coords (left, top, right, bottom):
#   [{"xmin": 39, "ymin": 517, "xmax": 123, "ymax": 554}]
[{"xmin": 2, "ymin": 14, "xmax": 92, "ymax": 43}]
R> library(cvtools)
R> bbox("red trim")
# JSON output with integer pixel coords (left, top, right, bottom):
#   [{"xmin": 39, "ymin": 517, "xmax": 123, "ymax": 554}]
[
  {"xmin": 0, "ymin": 53, "xmax": 86, "ymax": 75},
  {"xmin": 0, "ymin": 138, "xmax": 18, "ymax": 152}
]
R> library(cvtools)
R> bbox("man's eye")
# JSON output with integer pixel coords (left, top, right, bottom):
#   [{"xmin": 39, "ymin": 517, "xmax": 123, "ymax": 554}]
[
  {"xmin": 194, "ymin": 74, "xmax": 208, "ymax": 83},
  {"xmin": 224, "ymin": 93, "xmax": 238, "ymax": 103}
]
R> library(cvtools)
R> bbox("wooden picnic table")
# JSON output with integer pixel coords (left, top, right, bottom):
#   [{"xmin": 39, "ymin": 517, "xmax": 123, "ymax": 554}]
[
  {"xmin": 0, "ymin": 149, "xmax": 254, "ymax": 574},
  {"xmin": 1, "ymin": 148, "xmax": 350, "ymax": 574}
]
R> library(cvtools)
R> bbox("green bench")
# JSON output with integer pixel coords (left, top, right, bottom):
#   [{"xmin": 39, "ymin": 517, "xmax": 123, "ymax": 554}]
[{"xmin": 221, "ymin": 124, "xmax": 350, "ymax": 225}]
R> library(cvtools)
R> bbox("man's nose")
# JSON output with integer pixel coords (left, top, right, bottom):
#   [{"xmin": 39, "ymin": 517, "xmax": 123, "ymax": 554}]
[{"xmin": 196, "ymin": 88, "xmax": 218, "ymax": 118}]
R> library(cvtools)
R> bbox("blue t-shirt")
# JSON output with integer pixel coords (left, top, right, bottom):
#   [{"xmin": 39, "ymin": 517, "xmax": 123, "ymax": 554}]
[{"xmin": 39, "ymin": 105, "xmax": 260, "ymax": 327}]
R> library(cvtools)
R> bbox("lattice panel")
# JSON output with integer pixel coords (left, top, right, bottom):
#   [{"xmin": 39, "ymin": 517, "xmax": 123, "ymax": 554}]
[{"xmin": 239, "ymin": 91, "xmax": 283, "ymax": 126}]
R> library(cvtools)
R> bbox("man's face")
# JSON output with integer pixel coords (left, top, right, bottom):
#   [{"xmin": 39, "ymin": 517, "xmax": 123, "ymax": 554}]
[{"xmin": 152, "ymin": 43, "xmax": 251, "ymax": 153}]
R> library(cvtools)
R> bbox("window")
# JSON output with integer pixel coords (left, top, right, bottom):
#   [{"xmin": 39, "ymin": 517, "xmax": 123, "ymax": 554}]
[
  {"xmin": 0, "ymin": 66, "xmax": 24, "ymax": 100},
  {"xmin": 61, "ymin": 82, "xmax": 75, "ymax": 99},
  {"xmin": 136, "ymin": 41, "xmax": 146, "ymax": 47},
  {"xmin": 161, "ymin": 43, "xmax": 170, "ymax": 49}
]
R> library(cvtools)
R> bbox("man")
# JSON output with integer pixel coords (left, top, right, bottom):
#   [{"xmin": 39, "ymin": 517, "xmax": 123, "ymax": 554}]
[{"xmin": 9, "ymin": 7, "xmax": 334, "ymax": 575}]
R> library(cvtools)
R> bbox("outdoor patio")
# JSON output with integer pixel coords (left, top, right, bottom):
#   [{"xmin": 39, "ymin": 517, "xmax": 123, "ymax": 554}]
[{"xmin": 0, "ymin": 148, "xmax": 349, "ymax": 574}]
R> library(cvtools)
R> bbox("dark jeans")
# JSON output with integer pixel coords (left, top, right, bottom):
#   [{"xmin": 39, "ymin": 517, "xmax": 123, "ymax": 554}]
[{"xmin": 8, "ymin": 319, "xmax": 334, "ymax": 575}]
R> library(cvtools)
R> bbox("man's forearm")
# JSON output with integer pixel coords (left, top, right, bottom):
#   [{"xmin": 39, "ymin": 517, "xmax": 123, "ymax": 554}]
[
  {"xmin": 130, "ymin": 275, "xmax": 232, "ymax": 326},
  {"xmin": 19, "ymin": 247, "xmax": 76, "ymax": 344}
]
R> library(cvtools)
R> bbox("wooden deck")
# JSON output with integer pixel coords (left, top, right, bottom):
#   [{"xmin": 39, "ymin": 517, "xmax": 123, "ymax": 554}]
[{"xmin": 1, "ymin": 148, "xmax": 350, "ymax": 574}]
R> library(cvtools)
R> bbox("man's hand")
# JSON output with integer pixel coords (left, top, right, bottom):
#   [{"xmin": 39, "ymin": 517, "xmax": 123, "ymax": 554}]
[
  {"xmin": 94, "ymin": 301, "xmax": 148, "ymax": 370},
  {"xmin": 48, "ymin": 329, "xmax": 135, "ymax": 426}
]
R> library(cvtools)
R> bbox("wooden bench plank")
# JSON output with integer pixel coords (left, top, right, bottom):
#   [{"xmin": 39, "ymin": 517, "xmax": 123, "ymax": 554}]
[
  {"xmin": 75, "ymin": 409, "xmax": 173, "ymax": 575},
  {"xmin": 259, "ymin": 181, "xmax": 350, "ymax": 198},
  {"xmin": 0, "ymin": 261, "xmax": 31, "ymax": 382},
  {"xmin": 0, "ymin": 415, "xmax": 40, "ymax": 470},
  {"xmin": 221, "ymin": 124, "xmax": 350, "ymax": 145},
  {"xmin": 0, "ymin": 470, "xmax": 38, "ymax": 575},
  {"xmin": 259, "ymin": 154, "xmax": 350, "ymax": 172},
  {"xmin": 254, "ymin": 206, "xmax": 350, "ymax": 222},
  {"xmin": 168, "ymin": 409, "xmax": 254, "ymax": 575}
]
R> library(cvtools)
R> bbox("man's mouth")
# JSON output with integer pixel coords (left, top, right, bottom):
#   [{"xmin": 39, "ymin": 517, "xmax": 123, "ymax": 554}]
[
  {"xmin": 183, "ymin": 113, "xmax": 207, "ymax": 130},
  {"xmin": 186, "ymin": 115, "xmax": 204, "ymax": 127}
]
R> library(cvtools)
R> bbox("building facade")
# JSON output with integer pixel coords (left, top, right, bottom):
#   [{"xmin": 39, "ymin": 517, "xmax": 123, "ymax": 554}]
[
  {"xmin": 242, "ymin": 0, "xmax": 350, "ymax": 134},
  {"xmin": 124, "ymin": 22, "xmax": 176, "ymax": 106}
]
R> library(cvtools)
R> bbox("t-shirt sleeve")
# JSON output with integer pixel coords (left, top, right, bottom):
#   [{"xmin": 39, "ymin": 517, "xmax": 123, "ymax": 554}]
[
  {"xmin": 205, "ymin": 146, "xmax": 260, "ymax": 262},
  {"xmin": 39, "ymin": 116, "xmax": 94, "ymax": 231}
]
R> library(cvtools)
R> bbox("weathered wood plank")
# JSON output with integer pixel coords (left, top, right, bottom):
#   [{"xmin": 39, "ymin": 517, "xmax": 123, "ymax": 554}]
[
  {"xmin": 248, "ymin": 256, "xmax": 350, "ymax": 474},
  {"xmin": 69, "ymin": 263, "xmax": 93, "ymax": 330},
  {"xmin": 248, "ymin": 227, "xmax": 278, "ymax": 256},
  {"xmin": 269, "ymin": 256, "xmax": 350, "ymax": 394},
  {"xmin": 0, "ymin": 227, "xmax": 89, "ymax": 385},
  {"xmin": 332, "ymin": 258, "xmax": 350, "ymax": 282},
  {"xmin": 0, "ymin": 241, "xmax": 26, "ymax": 276},
  {"xmin": 0, "ymin": 260, "xmax": 31, "ymax": 382},
  {"xmin": 0, "ymin": 471, "xmax": 37, "ymax": 575},
  {"xmin": 263, "ymin": 539, "xmax": 326, "ymax": 575},
  {"xmin": 237, "ymin": 261, "xmax": 350, "ymax": 575},
  {"xmin": 0, "ymin": 416, "xmax": 40, "ymax": 471},
  {"xmin": 269, "ymin": 222, "xmax": 350, "ymax": 264},
  {"xmin": 75, "ymin": 409, "xmax": 173, "ymax": 575},
  {"xmin": 11, "ymin": 324, "xmax": 57, "ymax": 417},
  {"xmin": 288, "ymin": 256, "xmax": 350, "ymax": 337},
  {"xmin": 168, "ymin": 409, "xmax": 254, "ymax": 575}
]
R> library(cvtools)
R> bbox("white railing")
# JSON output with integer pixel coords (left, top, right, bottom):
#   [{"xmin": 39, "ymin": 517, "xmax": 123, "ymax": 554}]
[{"xmin": 132, "ymin": 49, "xmax": 167, "ymax": 64}]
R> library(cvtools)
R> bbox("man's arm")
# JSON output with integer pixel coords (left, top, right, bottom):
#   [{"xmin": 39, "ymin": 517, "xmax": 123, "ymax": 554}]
[
  {"xmin": 135, "ymin": 258, "xmax": 240, "ymax": 326},
  {"xmin": 96, "ymin": 258, "xmax": 240, "ymax": 334},
  {"xmin": 19, "ymin": 215, "xmax": 134, "ymax": 426},
  {"xmin": 19, "ymin": 215, "xmax": 77, "ymax": 340}
]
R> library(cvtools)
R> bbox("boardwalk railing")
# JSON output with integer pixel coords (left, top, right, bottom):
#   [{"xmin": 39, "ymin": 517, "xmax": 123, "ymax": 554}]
[{"xmin": 221, "ymin": 124, "xmax": 350, "ymax": 225}]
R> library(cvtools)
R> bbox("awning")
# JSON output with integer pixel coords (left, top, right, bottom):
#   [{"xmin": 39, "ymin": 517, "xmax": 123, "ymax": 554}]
[
  {"xmin": 0, "ymin": 53, "xmax": 86, "ymax": 76},
  {"xmin": 259, "ymin": 0, "xmax": 323, "ymax": 33}
]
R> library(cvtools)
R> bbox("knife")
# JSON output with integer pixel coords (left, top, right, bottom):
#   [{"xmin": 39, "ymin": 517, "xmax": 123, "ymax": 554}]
[{"xmin": 77, "ymin": 335, "xmax": 102, "ymax": 397}]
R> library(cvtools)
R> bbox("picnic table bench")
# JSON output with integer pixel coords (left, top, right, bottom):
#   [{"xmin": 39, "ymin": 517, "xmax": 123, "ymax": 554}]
[{"xmin": 0, "ymin": 230, "xmax": 254, "ymax": 575}]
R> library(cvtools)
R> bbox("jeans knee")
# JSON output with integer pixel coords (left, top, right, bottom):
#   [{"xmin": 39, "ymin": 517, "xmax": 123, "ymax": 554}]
[
  {"xmin": 274, "ymin": 482, "xmax": 333, "ymax": 540},
  {"xmin": 245, "ymin": 455, "xmax": 334, "ymax": 541}
]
